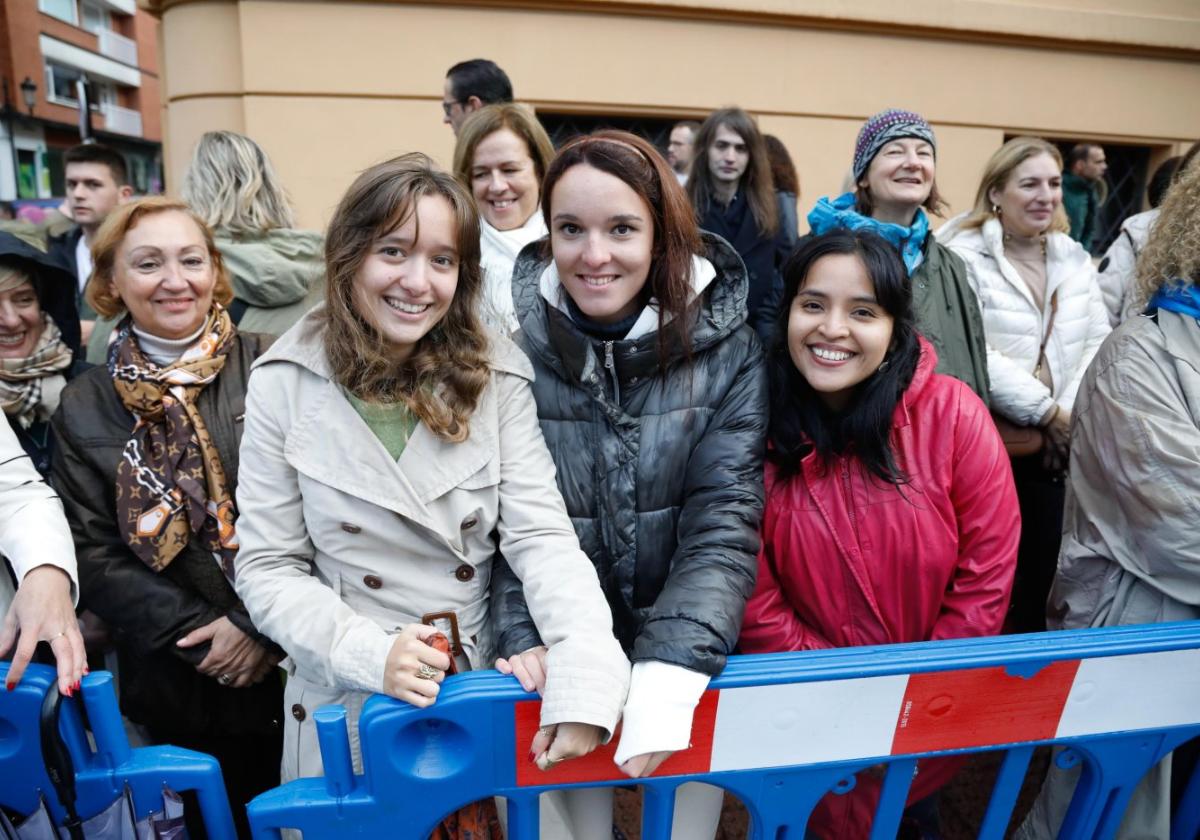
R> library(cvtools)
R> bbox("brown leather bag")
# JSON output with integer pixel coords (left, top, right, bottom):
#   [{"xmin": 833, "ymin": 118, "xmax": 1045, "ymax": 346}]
[{"xmin": 992, "ymin": 291, "xmax": 1058, "ymax": 458}]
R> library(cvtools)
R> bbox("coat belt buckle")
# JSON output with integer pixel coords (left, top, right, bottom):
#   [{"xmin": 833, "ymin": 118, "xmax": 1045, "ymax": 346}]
[{"xmin": 420, "ymin": 611, "xmax": 463, "ymax": 657}]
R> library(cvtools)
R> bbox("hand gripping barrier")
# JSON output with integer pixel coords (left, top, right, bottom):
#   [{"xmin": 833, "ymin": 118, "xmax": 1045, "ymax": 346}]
[
  {"xmin": 0, "ymin": 662, "xmax": 237, "ymax": 838},
  {"xmin": 247, "ymin": 622, "xmax": 1200, "ymax": 839}
]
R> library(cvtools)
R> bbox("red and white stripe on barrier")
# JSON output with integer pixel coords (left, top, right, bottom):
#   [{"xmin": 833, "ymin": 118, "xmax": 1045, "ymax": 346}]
[{"xmin": 514, "ymin": 648, "xmax": 1200, "ymax": 787}]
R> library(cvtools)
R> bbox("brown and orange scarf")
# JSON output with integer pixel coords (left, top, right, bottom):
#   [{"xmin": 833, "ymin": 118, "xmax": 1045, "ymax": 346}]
[{"xmin": 110, "ymin": 307, "xmax": 240, "ymax": 580}]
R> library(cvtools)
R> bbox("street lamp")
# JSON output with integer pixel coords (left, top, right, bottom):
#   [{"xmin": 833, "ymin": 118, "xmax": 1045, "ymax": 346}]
[{"xmin": 19, "ymin": 77, "xmax": 36, "ymax": 115}]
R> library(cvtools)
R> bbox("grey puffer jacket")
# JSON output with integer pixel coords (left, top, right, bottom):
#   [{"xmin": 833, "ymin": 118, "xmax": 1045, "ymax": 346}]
[{"xmin": 492, "ymin": 233, "xmax": 766, "ymax": 676}]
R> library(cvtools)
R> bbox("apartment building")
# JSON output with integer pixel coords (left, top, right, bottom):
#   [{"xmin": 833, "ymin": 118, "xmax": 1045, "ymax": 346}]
[{"xmin": 0, "ymin": 0, "xmax": 162, "ymax": 202}]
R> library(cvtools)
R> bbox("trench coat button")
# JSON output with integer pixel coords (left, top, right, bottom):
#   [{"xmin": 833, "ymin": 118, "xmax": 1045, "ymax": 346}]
[
  {"xmin": 455, "ymin": 564, "xmax": 475, "ymax": 582},
  {"xmin": 341, "ymin": 522, "xmax": 362, "ymax": 534},
  {"xmin": 460, "ymin": 516, "xmax": 478, "ymax": 530},
  {"xmin": 363, "ymin": 574, "xmax": 383, "ymax": 589},
  {"xmin": 291, "ymin": 704, "xmax": 306, "ymax": 722}
]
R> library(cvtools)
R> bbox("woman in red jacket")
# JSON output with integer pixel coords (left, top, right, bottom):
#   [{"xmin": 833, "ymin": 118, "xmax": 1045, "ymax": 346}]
[{"xmin": 740, "ymin": 229, "xmax": 1019, "ymax": 840}]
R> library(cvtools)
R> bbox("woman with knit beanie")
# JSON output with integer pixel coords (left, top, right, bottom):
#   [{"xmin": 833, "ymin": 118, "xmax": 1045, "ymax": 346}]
[{"xmin": 806, "ymin": 108, "xmax": 990, "ymax": 401}]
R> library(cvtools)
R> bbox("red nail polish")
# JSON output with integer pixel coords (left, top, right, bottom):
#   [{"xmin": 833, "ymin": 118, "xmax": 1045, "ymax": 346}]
[
  {"xmin": 73, "ymin": 680, "xmax": 81, "ymax": 692},
  {"xmin": 82, "ymin": 667, "xmax": 90, "ymax": 675},
  {"xmin": 64, "ymin": 685, "xmax": 73, "ymax": 697},
  {"xmin": 4, "ymin": 681, "xmax": 13, "ymax": 691}
]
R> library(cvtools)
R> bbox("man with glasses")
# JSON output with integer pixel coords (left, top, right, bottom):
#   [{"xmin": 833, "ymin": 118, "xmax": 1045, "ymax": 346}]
[{"xmin": 442, "ymin": 59, "xmax": 514, "ymax": 135}]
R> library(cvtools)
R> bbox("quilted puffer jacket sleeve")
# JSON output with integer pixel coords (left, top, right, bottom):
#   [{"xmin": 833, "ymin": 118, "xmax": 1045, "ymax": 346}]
[
  {"xmin": 1056, "ymin": 282, "xmax": 1111, "ymax": 415},
  {"xmin": 631, "ymin": 332, "xmax": 767, "ymax": 675},
  {"xmin": 491, "ymin": 368, "xmax": 630, "ymax": 735},
  {"xmin": 929, "ymin": 385, "xmax": 1020, "ymax": 641},
  {"xmin": 491, "ymin": 550, "xmax": 541, "ymax": 658}
]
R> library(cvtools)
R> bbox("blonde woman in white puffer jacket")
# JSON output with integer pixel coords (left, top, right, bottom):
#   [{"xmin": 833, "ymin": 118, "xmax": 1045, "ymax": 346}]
[{"xmin": 939, "ymin": 137, "xmax": 1109, "ymax": 633}]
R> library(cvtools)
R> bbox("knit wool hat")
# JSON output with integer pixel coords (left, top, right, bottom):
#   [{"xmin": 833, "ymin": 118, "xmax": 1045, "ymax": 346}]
[{"xmin": 852, "ymin": 109, "xmax": 937, "ymax": 182}]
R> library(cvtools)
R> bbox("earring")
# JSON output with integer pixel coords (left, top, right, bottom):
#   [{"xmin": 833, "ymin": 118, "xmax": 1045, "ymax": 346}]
[
  {"xmin": 877, "ymin": 356, "xmax": 892, "ymax": 373},
  {"xmin": 991, "ymin": 203, "xmax": 1002, "ymax": 216}
]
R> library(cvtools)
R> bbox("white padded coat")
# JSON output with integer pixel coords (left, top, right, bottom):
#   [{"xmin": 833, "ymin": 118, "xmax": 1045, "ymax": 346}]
[{"xmin": 940, "ymin": 218, "xmax": 1111, "ymax": 427}]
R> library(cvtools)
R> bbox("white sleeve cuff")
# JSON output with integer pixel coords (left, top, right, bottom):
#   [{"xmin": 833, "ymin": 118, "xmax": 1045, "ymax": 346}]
[{"xmin": 613, "ymin": 660, "xmax": 710, "ymax": 766}]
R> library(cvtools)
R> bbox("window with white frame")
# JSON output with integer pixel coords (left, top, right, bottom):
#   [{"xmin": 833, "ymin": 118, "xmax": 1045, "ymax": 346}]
[
  {"xmin": 38, "ymin": 0, "xmax": 78, "ymax": 25},
  {"xmin": 80, "ymin": 2, "xmax": 110, "ymax": 35},
  {"xmin": 44, "ymin": 63, "xmax": 115, "ymax": 110}
]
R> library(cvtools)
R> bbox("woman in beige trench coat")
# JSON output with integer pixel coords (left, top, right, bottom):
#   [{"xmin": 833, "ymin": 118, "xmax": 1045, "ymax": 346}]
[{"xmin": 233, "ymin": 154, "xmax": 630, "ymax": 784}]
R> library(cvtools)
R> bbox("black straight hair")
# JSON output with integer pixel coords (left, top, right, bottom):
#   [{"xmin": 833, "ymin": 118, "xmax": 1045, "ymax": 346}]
[
  {"xmin": 446, "ymin": 59, "xmax": 513, "ymax": 105},
  {"xmin": 766, "ymin": 229, "xmax": 920, "ymax": 485}
]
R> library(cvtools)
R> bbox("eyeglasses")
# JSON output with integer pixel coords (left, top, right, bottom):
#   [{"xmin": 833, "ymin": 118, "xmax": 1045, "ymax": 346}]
[{"xmin": 441, "ymin": 100, "xmax": 462, "ymax": 116}]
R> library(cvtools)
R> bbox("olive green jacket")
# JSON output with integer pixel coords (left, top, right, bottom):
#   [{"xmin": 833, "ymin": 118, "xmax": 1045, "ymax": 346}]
[{"xmin": 913, "ymin": 235, "xmax": 991, "ymax": 404}]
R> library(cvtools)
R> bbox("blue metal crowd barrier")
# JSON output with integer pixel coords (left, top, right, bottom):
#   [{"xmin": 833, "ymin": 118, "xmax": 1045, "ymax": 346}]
[
  {"xmin": 0, "ymin": 662, "xmax": 237, "ymax": 838},
  {"xmin": 246, "ymin": 622, "xmax": 1200, "ymax": 839}
]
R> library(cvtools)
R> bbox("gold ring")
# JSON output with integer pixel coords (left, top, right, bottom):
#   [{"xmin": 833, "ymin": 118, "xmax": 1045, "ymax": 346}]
[{"xmin": 416, "ymin": 663, "xmax": 439, "ymax": 680}]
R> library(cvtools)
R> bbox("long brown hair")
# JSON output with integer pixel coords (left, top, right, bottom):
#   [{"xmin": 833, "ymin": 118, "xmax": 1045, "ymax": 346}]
[
  {"xmin": 542, "ymin": 130, "xmax": 702, "ymax": 360},
  {"xmin": 322, "ymin": 153, "xmax": 489, "ymax": 442},
  {"xmin": 687, "ymin": 107, "xmax": 779, "ymax": 237}
]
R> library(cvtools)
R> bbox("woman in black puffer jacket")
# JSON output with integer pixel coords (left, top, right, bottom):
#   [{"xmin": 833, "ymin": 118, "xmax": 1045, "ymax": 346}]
[{"xmin": 492, "ymin": 130, "xmax": 766, "ymax": 840}]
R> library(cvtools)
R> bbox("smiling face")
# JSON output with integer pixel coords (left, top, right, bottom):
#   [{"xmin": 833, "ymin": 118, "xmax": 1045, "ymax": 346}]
[
  {"xmin": 0, "ymin": 275, "xmax": 45, "ymax": 360},
  {"xmin": 787, "ymin": 252, "xmax": 895, "ymax": 411},
  {"xmin": 990, "ymin": 152, "xmax": 1063, "ymax": 238},
  {"xmin": 861, "ymin": 137, "xmax": 935, "ymax": 221},
  {"xmin": 352, "ymin": 194, "xmax": 460, "ymax": 362},
  {"xmin": 550, "ymin": 163, "xmax": 654, "ymax": 325},
  {"xmin": 707, "ymin": 124, "xmax": 749, "ymax": 186},
  {"xmin": 109, "ymin": 210, "xmax": 217, "ymax": 340},
  {"xmin": 470, "ymin": 128, "xmax": 540, "ymax": 232}
]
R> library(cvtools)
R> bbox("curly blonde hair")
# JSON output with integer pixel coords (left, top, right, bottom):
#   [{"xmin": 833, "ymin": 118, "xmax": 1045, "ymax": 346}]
[
  {"xmin": 1135, "ymin": 150, "xmax": 1200, "ymax": 307},
  {"xmin": 323, "ymin": 153, "xmax": 489, "ymax": 442}
]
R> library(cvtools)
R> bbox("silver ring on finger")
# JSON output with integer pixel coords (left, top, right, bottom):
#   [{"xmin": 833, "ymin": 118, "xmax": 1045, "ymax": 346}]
[
  {"xmin": 538, "ymin": 726, "xmax": 556, "ymax": 738},
  {"xmin": 44, "ymin": 631, "xmax": 66, "ymax": 642},
  {"xmin": 542, "ymin": 755, "xmax": 562, "ymax": 769},
  {"xmin": 217, "ymin": 673, "xmax": 233, "ymax": 686},
  {"xmin": 416, "ymin": 663, "xmax": 439, "ymax": 680}
]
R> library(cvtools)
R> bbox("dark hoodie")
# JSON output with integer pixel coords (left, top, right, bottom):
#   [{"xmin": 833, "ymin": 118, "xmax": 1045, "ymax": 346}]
[{"xmin": 0, "ymin": 232, "xmax": 84, "ymax": 475}]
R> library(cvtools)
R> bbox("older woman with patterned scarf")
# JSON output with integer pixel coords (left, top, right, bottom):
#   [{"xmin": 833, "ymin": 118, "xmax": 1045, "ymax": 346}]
[
  {"xmin": 50, "ymin": 197, "xmax": 282, "ymax": 838},
  {"xmin": 0, "ymin": 232, "xmax": 83, "ymax": 477}
]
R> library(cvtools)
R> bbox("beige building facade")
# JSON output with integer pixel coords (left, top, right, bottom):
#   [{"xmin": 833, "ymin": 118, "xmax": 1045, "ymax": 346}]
[{"xmin": 147, "ymin": 0, "xmax": 1200, "ymax": 231}]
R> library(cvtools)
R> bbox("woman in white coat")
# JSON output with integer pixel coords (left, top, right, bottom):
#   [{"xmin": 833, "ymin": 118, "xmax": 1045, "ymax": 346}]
[
  {"xmin": 452, "ymin": 103, "xmax": 554, "ymax": 335},
  {"xmin": 0, "ymin": 418, "xmax": 84, "ymax": 694},
  {"xmin": 940, "ymin": 136, "xmax": 1110, "ymax": 632},
  {"xmin": 233, "ymin": 154, "xmax": 629, "ymax": 794}
]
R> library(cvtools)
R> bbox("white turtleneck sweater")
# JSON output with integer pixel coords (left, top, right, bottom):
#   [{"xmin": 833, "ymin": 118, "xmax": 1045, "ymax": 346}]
[
  {"xmin": 132, "ymin": 321, "xmax": 205, "ymax": 367},
  {"xmin": 479, "ymin": 211, "xmax": 548, "ymax": 335}
]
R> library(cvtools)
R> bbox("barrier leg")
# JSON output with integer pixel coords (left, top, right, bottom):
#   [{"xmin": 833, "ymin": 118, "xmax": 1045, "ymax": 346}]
[
  {"xmin": 505, "ymin": 792, "xmax": 539, "ymax": 840},
  {"xmin": 191, "ymin": 765, "xmax": 239, "ymax": 840},
  {"xmin": 869, "ymin": 758, "xmax": 917, "ymax": 840},
  {"xmin": 641, "ymin": 783, "xmax": 674, "ymax": 839},
  {"xmin": 313, "ymin": 708, "xmax": 355, "ymax": 798},
  {"xmin": 978, "ymin": 745, "xmax": 1035, "ymax": 840}
]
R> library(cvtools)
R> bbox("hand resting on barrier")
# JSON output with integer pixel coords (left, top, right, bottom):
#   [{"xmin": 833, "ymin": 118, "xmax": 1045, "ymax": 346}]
[
  {"xmin": 0, "ymin": 565, "xmax": 86, "ymax": 695},
  {"xmin": 382, "ymin": 624, "xmax": 452, "ymax": 708},
  {"xmin": 495, "ymin": 644, "xmax": 548, "ymax": 694}
]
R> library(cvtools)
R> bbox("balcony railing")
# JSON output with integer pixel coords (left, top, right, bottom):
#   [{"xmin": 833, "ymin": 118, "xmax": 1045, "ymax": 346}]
[
  {"xmin": 97, "ymin": 28, "xmax": 138, "ymax": 67},
  {"xmin": 101, "ymin": 103, "xmax": 142, "ymax": 137}
]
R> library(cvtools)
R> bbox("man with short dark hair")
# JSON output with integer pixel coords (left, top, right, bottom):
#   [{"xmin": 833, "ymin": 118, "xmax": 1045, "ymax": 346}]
[
  {"xmin": 666, "ymin": 121, "xmax": 700, "ymax": 185},
  {"xmin": 442, "ymin": 59, "xmax": 513, "ymax": 135},
  {"xmin": 48, "ymin": 144, "xmax": 132, "ymax": 342},
  {"xmin": 1062, "ymin": 142, "xmax": 1107, "ymax": 253}
]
